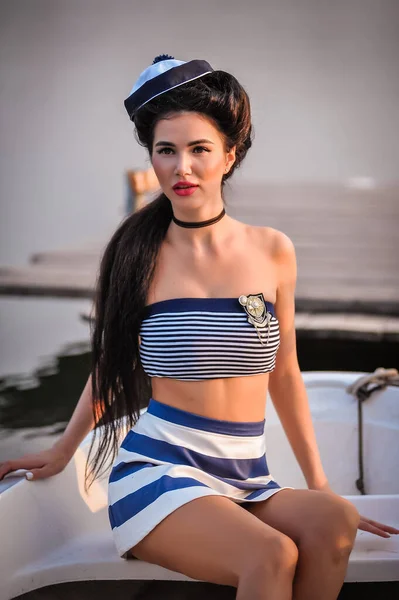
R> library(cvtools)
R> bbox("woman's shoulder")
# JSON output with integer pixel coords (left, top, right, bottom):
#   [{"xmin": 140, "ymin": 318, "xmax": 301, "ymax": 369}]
[{"xmin": 245, "ymin": 223, "xmax": 295, "ymax": 261}]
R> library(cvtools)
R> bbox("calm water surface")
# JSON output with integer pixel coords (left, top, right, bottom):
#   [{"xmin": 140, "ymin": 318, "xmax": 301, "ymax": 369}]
[{"xmin": 0, "ymin": 297, "xmax": 91, "ymax": 460}]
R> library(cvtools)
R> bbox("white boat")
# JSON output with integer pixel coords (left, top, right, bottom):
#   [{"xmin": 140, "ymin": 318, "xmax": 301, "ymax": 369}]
[{"xmin": 1, "ymin": 370, "xmax": 398, "ymax": 599}]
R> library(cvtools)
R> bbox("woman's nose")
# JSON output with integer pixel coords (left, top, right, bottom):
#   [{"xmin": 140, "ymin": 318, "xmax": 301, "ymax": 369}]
[{"xmin": 174, "ymin": 153, "xmax": 192, "ymax": 176}]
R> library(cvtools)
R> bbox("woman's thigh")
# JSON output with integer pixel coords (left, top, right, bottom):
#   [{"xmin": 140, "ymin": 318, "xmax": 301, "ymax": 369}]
[
  {"xmin": 130, "ymin": 494, "xmax": 297, "ymax": 588},
  {"xmin": 246, "ymin": 489, "xmax": 359, "ymax": 545}
]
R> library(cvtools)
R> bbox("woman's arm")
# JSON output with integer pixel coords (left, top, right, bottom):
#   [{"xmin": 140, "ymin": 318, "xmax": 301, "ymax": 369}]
[
  {"xmin": 268, "ymin": 231, "xmax": 328, "ymax": 490},
  {"xmin": 52, "ymin": 373, "xmax": 98, "ymax": 461},
  {"xmin": 266, "ymin": 230, "xmax": 399, "ymax": 538}
]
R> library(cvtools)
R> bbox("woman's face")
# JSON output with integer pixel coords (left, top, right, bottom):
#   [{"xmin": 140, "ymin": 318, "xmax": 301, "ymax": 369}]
[{"xmin": 151, "ymin": 112, "xmax": 236, "ymax": 206}]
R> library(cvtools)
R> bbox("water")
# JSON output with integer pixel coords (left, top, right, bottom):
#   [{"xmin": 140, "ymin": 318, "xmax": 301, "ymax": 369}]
[
  {"xmin": 0, "ymin": 297, "xmax": 92, "ymax": 461},
  {"xmin": 0, "ymin": 297, "xmax": 92, "ymax": 378}
]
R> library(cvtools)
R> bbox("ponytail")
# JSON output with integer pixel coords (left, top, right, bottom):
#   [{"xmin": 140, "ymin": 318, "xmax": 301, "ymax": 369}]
[{"xmin": 85, "ymin": 193, "xmax": 172, "ymax": 489}]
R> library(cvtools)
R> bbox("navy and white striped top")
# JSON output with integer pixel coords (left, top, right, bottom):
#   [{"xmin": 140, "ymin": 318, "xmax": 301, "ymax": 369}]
[{"xmin": 139, "ymin": 297, "xmax": 280, "ymax": 381}]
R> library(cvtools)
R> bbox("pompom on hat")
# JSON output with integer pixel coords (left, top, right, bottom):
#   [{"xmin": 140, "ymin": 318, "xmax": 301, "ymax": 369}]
[{"xmin": 124, "ymin": 54, "xmax": 213, "ymax": 120}]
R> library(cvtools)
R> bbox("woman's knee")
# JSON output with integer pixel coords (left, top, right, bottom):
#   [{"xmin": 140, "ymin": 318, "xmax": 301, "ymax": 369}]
[
  {"xmin": 303, "ymin": 494, "xmax": 359, "ymax": 560},
  {"xmin": 241, "ymin": 532, "xmax": 299, "ymax": 585},
  {"xmin": 324, "ymin": 495, "xmax": 359, "ymax": 541}
]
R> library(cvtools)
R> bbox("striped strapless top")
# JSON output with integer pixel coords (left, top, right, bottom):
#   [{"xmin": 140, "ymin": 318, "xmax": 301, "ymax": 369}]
[{"xmin": 139, "ymin": 294, "xmax": 280, "ymax": 381}]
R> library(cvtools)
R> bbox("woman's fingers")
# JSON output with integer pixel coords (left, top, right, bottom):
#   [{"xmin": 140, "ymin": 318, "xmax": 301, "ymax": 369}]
[
  {"xmin": 362, "ymin": 516, "xmax": 399, "ymax": 535},
  {"xmin": 0, "ymin": 461, "xmax": 62, "ymax": 481},
  {"xmin": 0, "ymin": 456, "xmax": 45, "ymax": 480},
  {"xmin": 2, "ymin": 469, "xmax": 28, "ymax": 480},
  {"xmin": 359, "ymin": 521, "xmax": 390, "ymax": 538},
  {"xmin": 0, "ymin": 461, "xmax": 27, "ymax": 480},
  {"xmin": 359, "ymin": 514, "xmax": 399, "ymax": 538},
  {"xmin": 27, "ymin": 466, "xmax": 51, "ymax": 480}
]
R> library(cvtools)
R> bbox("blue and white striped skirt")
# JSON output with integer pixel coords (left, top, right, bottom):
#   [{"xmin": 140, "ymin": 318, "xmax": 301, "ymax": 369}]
[{"xmin": 108, "ymin": 398, "xmax": 290, "ymax": 558}]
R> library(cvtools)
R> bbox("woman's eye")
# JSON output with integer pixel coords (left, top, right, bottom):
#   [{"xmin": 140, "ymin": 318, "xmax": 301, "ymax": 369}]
[
  {"xmin": 157, "ymin": 147, "xmax": 174, "ymax": 155},
  {"xmin": 193, "ymin": 146, "xmax": 210, "ymax": 153}
]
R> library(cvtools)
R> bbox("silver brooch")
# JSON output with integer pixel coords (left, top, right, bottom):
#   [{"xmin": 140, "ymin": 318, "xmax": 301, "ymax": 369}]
[{"xmin": 238, "ymin": 293, "xmax": 272, "ymax": 346}]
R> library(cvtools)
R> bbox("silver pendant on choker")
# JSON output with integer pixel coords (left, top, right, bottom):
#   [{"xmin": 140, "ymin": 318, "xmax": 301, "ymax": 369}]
[{"xmin": 238, "ymin": 293, "xmax": 272, "ymax": 346}]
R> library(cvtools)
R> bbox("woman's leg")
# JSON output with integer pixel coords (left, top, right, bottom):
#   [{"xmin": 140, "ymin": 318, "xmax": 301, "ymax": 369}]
[
  {"xmin": 246, "ymin": 489, "xmax": 360, "ymax": 600},
  {"xmin": 131, "ymin": 494, "xmax": 298, "ymax": 600}
]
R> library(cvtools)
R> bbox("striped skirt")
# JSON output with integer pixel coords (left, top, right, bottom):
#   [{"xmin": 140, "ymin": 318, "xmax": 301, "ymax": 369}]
[{"xmin": 108, "ymin": 398, "xmax": 290, "ymax": 558}]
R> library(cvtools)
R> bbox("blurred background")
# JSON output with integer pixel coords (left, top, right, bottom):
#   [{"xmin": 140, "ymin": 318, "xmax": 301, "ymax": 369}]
[{"xmin": 0, "ymin": 0, "xmax": 398, "ymax": 457}]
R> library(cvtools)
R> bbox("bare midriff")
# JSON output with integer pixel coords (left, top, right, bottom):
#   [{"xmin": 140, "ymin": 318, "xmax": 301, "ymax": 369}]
[{"xmin": 150, "ymin": 373, "xmax": 270, "ymax": 422}]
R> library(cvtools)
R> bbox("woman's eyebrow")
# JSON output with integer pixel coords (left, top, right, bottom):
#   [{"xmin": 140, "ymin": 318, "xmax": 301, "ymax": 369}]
[{"xmin": 154, "ymin": 139, "xmax": 215, "ymax": 147}]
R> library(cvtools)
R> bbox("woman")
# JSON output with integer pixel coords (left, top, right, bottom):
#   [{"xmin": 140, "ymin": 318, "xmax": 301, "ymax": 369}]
[{"xmin": 0, "ymin": 55, "xmax": 397, "ymax": 600}]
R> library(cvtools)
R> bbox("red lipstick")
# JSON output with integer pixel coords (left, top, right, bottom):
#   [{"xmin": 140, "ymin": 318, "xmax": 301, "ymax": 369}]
[{"xmin": 172, "ymin": 181, "xmax": 199, "ymax": 196}]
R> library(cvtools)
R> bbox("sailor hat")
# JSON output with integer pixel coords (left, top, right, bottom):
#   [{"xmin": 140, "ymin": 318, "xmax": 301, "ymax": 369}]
[{"xmin": 124, "ymin": 54, "xmax": 214, "ymax": 120}]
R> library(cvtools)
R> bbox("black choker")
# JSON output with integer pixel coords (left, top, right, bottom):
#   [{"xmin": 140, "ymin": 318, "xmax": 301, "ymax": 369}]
[{"xmin": 172, "ymin": 208, "xmax": 226, "ymax": 228}]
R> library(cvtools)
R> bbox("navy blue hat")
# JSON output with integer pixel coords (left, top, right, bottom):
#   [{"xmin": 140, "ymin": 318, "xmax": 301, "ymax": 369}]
[{"xmin": 124, "ymin": 54, "xmax": 214, "ymax": 120}]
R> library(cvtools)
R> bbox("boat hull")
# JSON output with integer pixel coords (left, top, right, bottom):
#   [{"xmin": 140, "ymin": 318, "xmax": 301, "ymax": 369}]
[{"xmin": 1, "ymin": 371, "xmax": 398, "ymax": 599}]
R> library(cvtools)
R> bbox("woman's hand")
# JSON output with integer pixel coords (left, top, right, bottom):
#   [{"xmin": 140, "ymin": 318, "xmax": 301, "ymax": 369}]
[
  {"xmin": 311, "ymin": 481, "xmax": 399, "ymax": 539},
  {"xmin": 0, "ymin": 446, "xmax": 70, "ymax": 482},
  {"xmin": 357, "ymin": 515, "xmax": 399, "ymax": 539}
]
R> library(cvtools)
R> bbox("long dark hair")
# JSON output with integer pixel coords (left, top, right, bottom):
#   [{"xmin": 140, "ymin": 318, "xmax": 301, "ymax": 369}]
[{"xmin": 85, "ymin": 69, "xmax": 253, "ymax": 489}]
